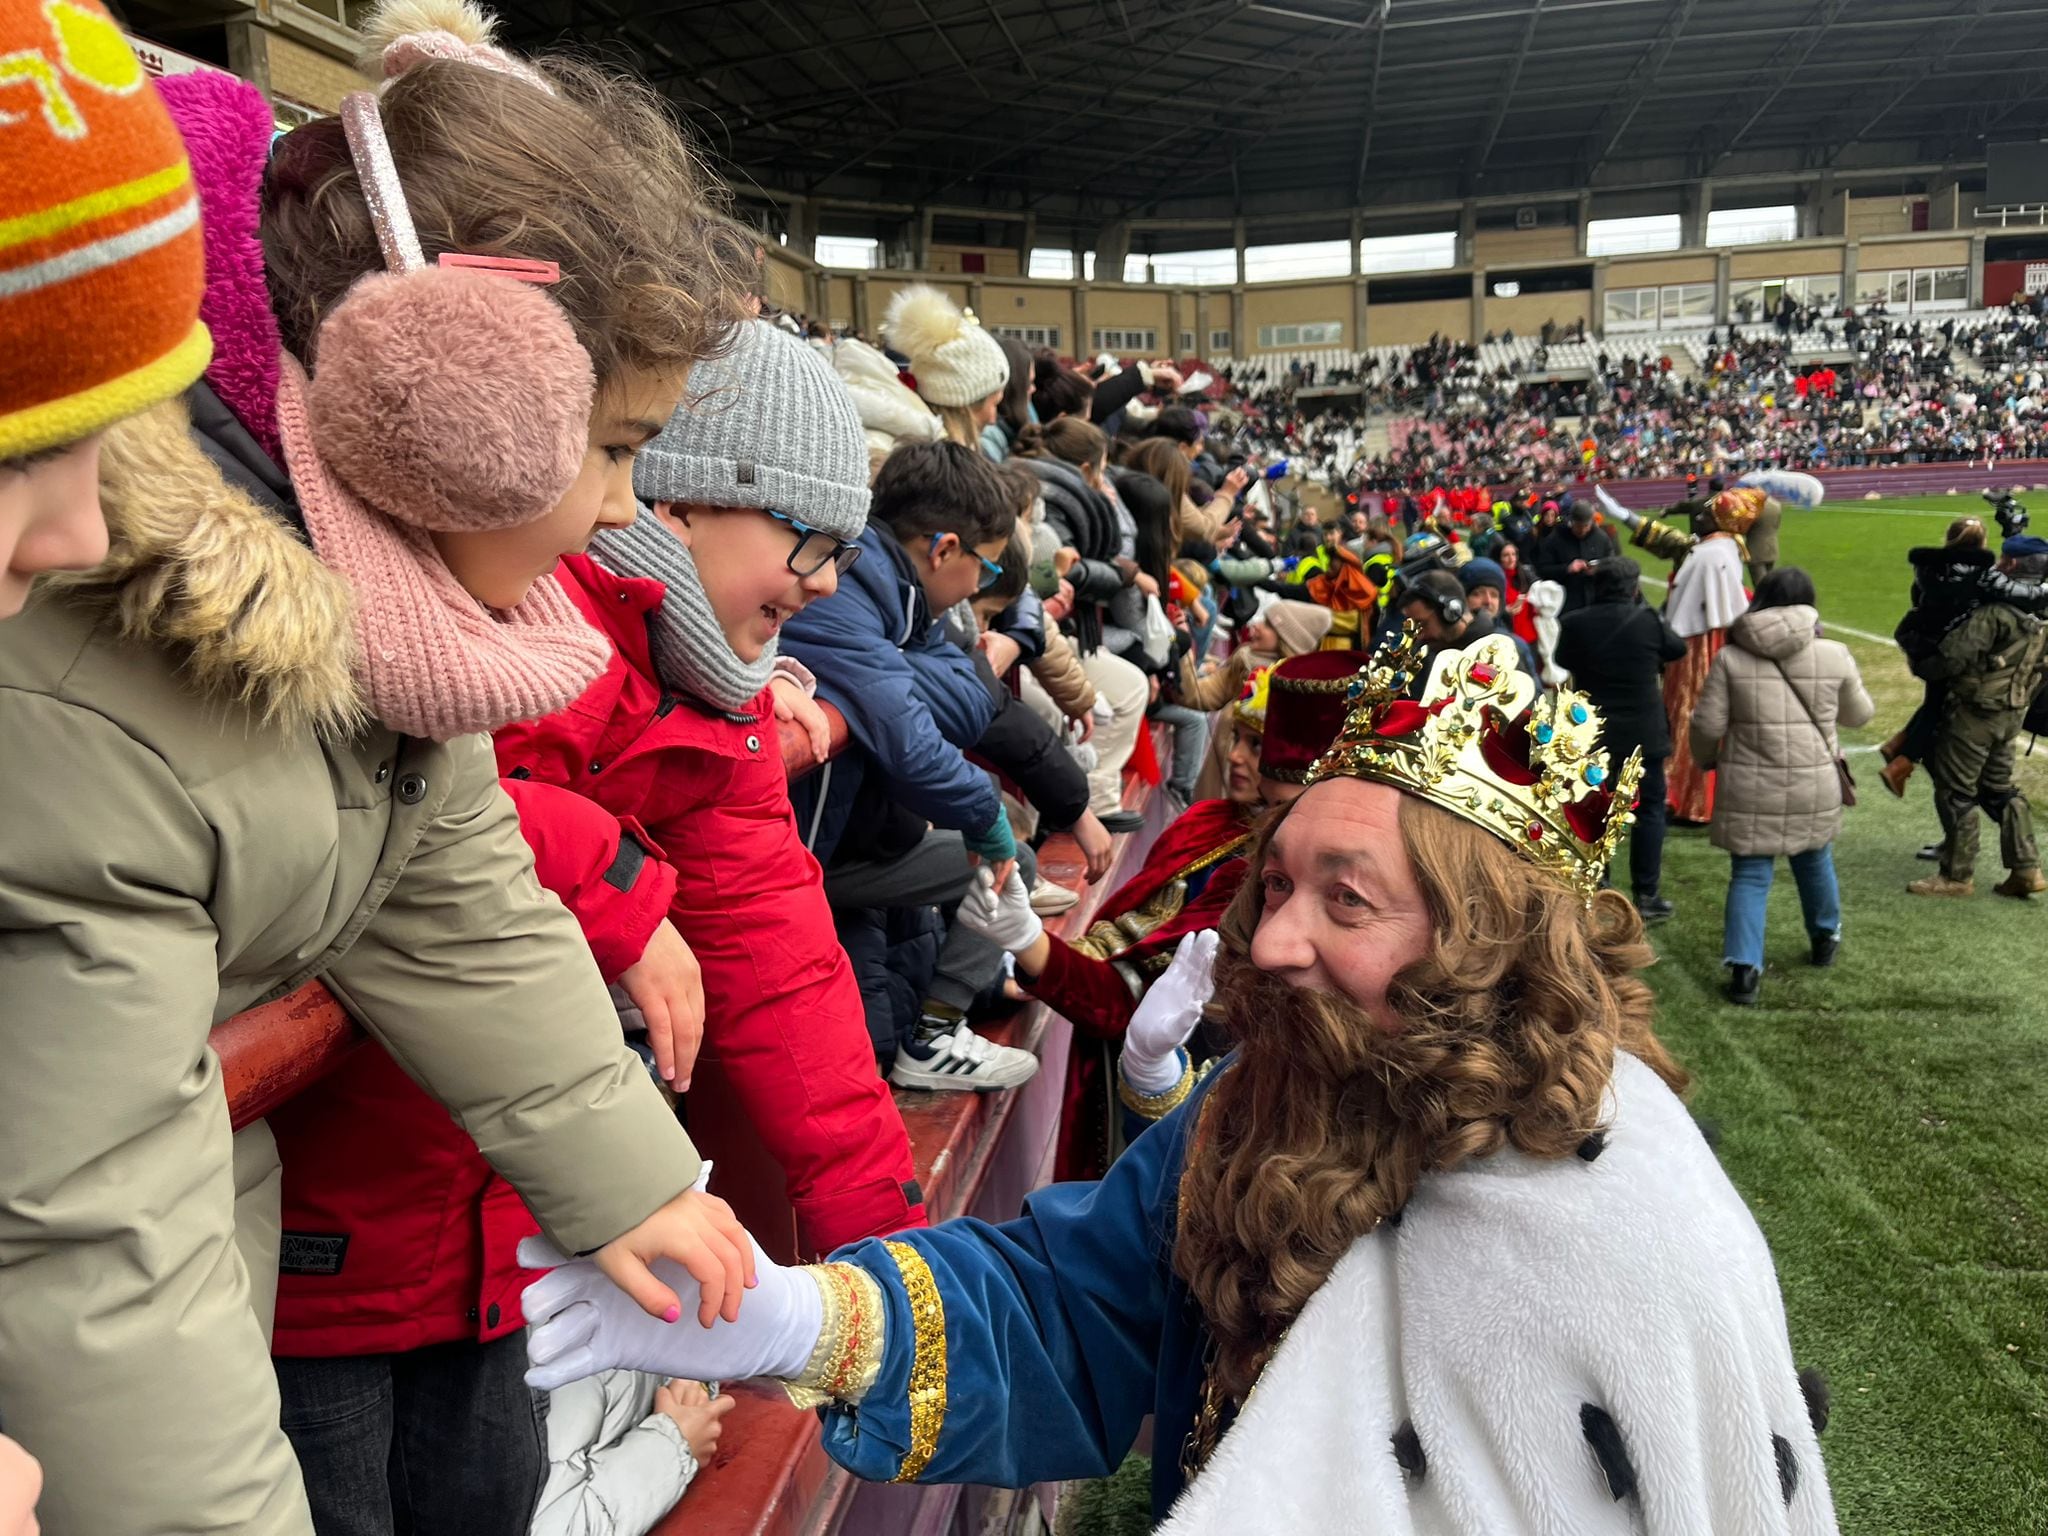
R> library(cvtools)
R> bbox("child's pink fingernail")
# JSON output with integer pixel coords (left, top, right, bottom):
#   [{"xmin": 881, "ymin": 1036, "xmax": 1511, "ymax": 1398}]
[
  {"xmin": 747, "ymin": 1276, "xmax": 759, "ymax": 1289},
  {"xmin": 662, "ymin": 1303, "xmax": 682, "ymax": 1324}
]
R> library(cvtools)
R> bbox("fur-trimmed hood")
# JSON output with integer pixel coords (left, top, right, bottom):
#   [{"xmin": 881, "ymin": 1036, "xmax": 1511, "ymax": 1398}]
[{"xmin": 44, "ymin": 397, "xmax": 362, "ymax": 736}]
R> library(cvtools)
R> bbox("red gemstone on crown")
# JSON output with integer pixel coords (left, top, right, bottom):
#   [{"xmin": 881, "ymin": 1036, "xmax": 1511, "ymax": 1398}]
[
  {"xmin": 1470, "ymin": 663, "xmax": 1497, "ymax": 685},
  {"xmin": 1526, "ymin": 822, "xmax": 1544, "ymax": 841}
]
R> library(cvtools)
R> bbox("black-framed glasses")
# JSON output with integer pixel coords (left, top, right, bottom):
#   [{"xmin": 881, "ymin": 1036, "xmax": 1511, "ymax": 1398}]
[
  {"xmin": 929, "ymin": 531, "xmax": 1005, "ymax": 592},
  {"xmin": 765, "ymin": 509, "xmax": 862, "ymax": 578}
]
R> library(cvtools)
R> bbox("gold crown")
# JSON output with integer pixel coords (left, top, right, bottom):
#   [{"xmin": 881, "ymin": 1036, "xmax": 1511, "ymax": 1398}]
[{"xmin": 1303, "ymin": 626, "xmax": 1642, "ymax": 903}]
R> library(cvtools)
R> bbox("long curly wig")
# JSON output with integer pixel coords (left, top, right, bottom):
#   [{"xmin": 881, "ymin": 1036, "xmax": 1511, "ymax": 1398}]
[{"xmin": 1174, "ymin": 790, "xmax": 1688, "ymax": 1406}]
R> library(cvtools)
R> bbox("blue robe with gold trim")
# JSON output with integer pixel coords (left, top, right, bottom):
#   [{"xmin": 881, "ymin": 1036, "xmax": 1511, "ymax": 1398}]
[{"xmin": 820, "ymin": 1070, "xmax": 1223, "ymax": 1520}]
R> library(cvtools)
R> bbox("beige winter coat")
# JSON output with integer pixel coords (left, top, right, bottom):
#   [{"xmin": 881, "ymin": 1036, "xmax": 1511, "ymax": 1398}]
[
  {"xmin": 1027, "ymin": 625, "xmax": 1098, "ymax": 719},
  {"xmin": 0, "ymin": 401, "xmax": 698, "ymax": 1536},
  {"xmin": 1690, "ymin": 604, "xmax": 1874, "ymax": 856}
]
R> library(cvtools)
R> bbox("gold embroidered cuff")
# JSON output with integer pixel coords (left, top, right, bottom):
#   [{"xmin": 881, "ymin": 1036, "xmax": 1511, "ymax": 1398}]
[
  {"xmin": 1118, "ymin": 1050, "xmax": 1194, "ymax": 1119},
  {"xmin": 784, "ymin": 1262, "xmax": 886, "ymax": 1411},
  {"xmin": 883, "ymin": 1239, "xmax": 949, "ymax": 1482}
]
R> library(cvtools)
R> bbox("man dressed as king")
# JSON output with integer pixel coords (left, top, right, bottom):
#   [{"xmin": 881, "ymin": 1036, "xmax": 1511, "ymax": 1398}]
[{"xmin": 521, "ymin": 628, "xmax": 1838, "ymax": 1535}]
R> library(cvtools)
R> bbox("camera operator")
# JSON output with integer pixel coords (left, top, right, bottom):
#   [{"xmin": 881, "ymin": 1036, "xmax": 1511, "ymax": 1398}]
[
  {"xmin": 1392, "ymin": 570, "xmax": 1535, "ymax": 696},
  {"xmin": 1554, "ymin": 557, "xmax": 1688, "ymax": 921}
]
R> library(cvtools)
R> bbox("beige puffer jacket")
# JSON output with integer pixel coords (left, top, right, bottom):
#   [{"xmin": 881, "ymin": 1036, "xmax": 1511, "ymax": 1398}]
[
  {"xmin": 1690, "ymin": 603, "xmax": 1875, "ymax": 856},
  {"xmin": 1027, "ymin": 626, "xmax": 1098, "ymax": 720},
  {"xmin": 0, "ymin": 402, "xmax": 698, "ymax": 1536}
]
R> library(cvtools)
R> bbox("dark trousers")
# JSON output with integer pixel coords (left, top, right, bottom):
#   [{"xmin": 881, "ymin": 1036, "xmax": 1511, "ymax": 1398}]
[
  {"xmin": 275, "ymin": 1333, "xmax": 545, "ymax": 1536},
  {"xmin": 1630, "ymin": 755, "xmax": 1670, "ymax": 899}
]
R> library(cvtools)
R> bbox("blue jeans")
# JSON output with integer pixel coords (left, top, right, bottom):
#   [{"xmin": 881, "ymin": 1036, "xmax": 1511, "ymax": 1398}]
[{"xmin": 1722, "ymin": 847, "xmax": 1841, "ymax": 970}]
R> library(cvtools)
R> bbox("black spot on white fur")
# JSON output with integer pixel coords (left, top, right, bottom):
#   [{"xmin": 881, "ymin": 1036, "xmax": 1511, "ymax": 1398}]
[
  {"xmin": 1390, "ymin": 1419, "xmax": 1425, "ymax": 1481},
  {"xmin": 1579, "ymin": 1404, "xmax": 1637, "ymax": 1501},
  {"xmin": 1575, "ymin": 1130, "xmax": 1607, "ymax": 1162},
  {"xmin": 1773, "ymin": 1434, "xmax": 1799, "ymax": 1504},
  {"xmin": 1799, "ymin": 1367, "xmax": 1830, "ymax": 1435}
]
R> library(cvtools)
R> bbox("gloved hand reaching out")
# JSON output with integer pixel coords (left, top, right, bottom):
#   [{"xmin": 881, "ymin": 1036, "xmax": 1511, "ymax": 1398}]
[
  {"xmin": 1122, "ymin": 929, "xmax": 1217, "ymax": 1094},
  {"xmin": 955, "ymin": 865, "xmax": 1044, "ymax": 954},
  {"xmin": 522, "ymin": 1231, "xmax": 823, "ymax": 1393}
]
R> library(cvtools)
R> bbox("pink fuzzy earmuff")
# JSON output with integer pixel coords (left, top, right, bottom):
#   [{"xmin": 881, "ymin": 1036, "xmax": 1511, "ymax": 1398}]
[{"xmin": 304, "ymin": 91, "xmax": 592, "ymax": 533}]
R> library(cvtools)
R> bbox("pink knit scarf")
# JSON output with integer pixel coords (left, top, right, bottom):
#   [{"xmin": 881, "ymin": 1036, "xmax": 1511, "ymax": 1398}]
[{"xmin": 276, "ymin": 353, "xmax": 609, "ymax": 740}]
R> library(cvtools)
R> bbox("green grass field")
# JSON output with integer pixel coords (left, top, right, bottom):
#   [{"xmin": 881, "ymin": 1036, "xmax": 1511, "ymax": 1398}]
[{"xmin": 1635, "ymin": 494, "xmax": 2048, "ymax": 1533}]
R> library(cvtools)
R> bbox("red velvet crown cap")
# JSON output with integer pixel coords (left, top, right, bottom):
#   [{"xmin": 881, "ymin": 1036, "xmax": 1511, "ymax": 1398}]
[{"xmin": 1259, "ymin": 650, "xmax": 1364, "ymax": 784}]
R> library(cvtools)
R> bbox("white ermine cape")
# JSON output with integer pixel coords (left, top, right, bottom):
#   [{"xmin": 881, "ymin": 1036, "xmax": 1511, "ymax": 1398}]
[{"xmin": 1159, "ymin": 1053, "xmax": 1836, "ymax": 1536}]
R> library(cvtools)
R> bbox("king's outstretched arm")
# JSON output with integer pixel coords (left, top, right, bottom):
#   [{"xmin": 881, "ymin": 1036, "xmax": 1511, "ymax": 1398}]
[{"xmin": 522, "ymin": 1079, "xmax": 1216, "ymax": 1492}]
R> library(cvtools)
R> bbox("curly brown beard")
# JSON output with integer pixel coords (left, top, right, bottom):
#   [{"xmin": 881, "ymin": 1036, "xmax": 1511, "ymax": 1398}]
[{"xmin": 1173, "ymin": 794, "xmax": 1686, "ymax": 1408}]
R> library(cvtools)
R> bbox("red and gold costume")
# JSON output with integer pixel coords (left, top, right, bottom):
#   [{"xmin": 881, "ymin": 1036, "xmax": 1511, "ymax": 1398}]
[{"xmin": 1027, "ymin": 652, "xmax": 1361, "ymax": 1178}]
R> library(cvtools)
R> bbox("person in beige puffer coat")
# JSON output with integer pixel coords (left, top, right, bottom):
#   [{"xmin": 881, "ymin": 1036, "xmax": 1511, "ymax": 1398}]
[
  {"xmin": 1690, "ymin": 568, "xmax": 1874, "ymax": 1007},
  {"xmin": 0, "ymin": 400, "xmax": 743, "ymax": 1535}
]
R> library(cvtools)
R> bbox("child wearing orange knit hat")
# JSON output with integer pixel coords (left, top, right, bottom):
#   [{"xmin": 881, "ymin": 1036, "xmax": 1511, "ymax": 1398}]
[{"xmin": 0, "ymin": 0, "xmax": 211, "ymax": 617}]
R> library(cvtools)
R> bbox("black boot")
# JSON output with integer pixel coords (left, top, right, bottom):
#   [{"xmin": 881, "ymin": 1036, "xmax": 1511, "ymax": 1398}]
[
  {"xmin": 1725, "ymin": 964, "xmax": 1762, "ymax": 1007},
  {"xmin": 1810, "ymin": 932, "xmax": 1841, "ymax": 968},
  {"xmin": 1634, "ymin": 892, "xmax": 1675, "ymax": 924}
]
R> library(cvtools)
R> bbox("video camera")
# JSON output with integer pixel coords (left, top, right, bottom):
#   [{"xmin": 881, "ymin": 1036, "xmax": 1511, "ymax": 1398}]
[{"xmin": 1984, "ymin": 489, "xmax": 2030, "ymax": 540}]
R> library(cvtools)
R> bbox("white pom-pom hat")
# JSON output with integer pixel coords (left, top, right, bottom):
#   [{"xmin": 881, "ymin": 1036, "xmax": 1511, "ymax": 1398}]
[{"xmin": 882, "ymin": 284, "xmax": 1010, "ymax": 407}]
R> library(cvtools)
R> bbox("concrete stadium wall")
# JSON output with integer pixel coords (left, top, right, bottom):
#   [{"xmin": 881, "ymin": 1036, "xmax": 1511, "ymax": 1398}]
[
  {"xmin": 1483, "ymin": 290, "xmax": 1591, "ymax": 334},
  {"xmin": 1475, "ymin": 226, "xmax": 1580, "ymax": 265},
  {"xmin": 1245, "ymin": 281, "xmax": 1354, "ymax": 348},
  {"xmin": 982, "ymin": 281, "xmax": 1073, "ymax": 335},
  {"xmin": 1369, "ymin": 297, "xmax": 1474, "ymax": 345}
]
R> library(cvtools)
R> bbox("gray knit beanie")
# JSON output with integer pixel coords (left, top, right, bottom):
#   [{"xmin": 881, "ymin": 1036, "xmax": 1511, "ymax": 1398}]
[{"xmin": 633, "ymin": 318, "xmax": 870, "ymax": 538}]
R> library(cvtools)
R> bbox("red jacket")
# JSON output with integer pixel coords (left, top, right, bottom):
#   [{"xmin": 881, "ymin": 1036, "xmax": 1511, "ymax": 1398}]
[
  {"xmin": 494, "ymin": 555, "xmax": 926, "ymax": 1255},
  {"xmin": 270, "ymin": 780, "xmax": 678, "ymax": 1356}
]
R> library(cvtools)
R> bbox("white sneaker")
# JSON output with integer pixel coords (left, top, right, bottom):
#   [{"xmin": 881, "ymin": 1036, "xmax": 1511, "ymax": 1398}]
[
  {"xmin": 1029, "ymin": 880, "xmax": 1081, "ymax": 916},
  {"xmin": 890, "ymin": 1023, "xmax": 1040, "ymax": 1092}
]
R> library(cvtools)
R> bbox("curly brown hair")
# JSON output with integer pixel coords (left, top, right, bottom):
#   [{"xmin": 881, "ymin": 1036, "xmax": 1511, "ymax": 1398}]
[
  {"xmin": 261, "ymin": 54, "xmax": 756, "ymax": 386},
  {"xmin": 1175, "ymin": 791, "xmax": 1687, "ymax": 1406}
]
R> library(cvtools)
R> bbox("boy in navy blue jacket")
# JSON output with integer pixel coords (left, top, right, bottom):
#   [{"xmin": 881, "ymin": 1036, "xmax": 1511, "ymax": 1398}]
[{"xmin": 782, "ymin": 440, "xmax": 1039, "ymax": 1089}]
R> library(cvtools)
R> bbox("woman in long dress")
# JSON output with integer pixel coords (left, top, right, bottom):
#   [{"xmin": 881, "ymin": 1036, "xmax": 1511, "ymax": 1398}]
[{"xmin": 1663, "ymin": 489, "xmax": 1759, "ymax": 821}]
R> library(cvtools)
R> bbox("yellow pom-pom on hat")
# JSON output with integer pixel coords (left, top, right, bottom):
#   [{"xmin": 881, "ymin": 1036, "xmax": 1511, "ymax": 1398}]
[{"xmin": 0, "ymin": 0, "xmax": 210, "ymax": 461}]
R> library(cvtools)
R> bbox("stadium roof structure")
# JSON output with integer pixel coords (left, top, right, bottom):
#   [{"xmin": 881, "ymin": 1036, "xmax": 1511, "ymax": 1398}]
[{"xmin": 494, "ymin": 0, "xmax": 2048, "ymax": 237}]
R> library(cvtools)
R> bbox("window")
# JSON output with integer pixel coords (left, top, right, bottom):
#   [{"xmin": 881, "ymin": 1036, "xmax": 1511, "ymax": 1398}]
[
  {"xmin": 1144, "ymin": 248, "xmax": 1237, "ymax": 285},
  {"xmin": 1855, "ymin": 267, "xmax": 1964, "ymax": 313},
  {"xmin": 815, "ymin": 235, "xmax": 879, "ymax": 270},
  {"xmin": 1028, "ymin": 248, "xmax": 1076, "ymax": 280},
  {"xmin": 1587, "ymin": 214, "xmax": 1681, "ymax": 256},
  {"xmin": 1180, "ymin": 330, "xmax": 1195, "ymax": 355},
  {"xmin": 994, "ymin": 324, "xmax": 1061, "ymax": 349},
  {"xmin": 1359, "ymin": 231, "xmax": 1456, "ymax": 275},
  {"xmin": 1124, "ymin": 253, "xmax": 1154, "ymax": 284},
  {"xmin": 1491, "ymin": 280, "xmax": 1521, "ymax": 298},
  {"xmin": 1706, "ymin": 204, "xmax": 1798, "ymax": 248},
  {"xmin": 1091, "ymin": 328, "xmax": 1158, "ymax": 352},
  {"xmin": 1210, "ymin": 327, "xmax": 1233, "ymax": 353},
  {"xmin": 1661, "ymin": 282, "xmax": 1715, "ymax": 325},
  {"xmin": 1728, "ymin": 273, "xmax": 1841, "ymax": 323},
  {"xmin": 1256, "ymin": 321, "xmax": 1343, "ymax": 349},
  {"xmin": 1245, "ymin": 239, "xmax": 1351, "ymax": 281},
  {"xmin": 1604, "ymin": 282, "xmax": 1715, "ymax": 329}
]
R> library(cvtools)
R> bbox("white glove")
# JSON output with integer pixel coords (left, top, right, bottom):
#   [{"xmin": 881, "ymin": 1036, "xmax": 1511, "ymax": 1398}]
[
  {"xmin": 520, "ymin": 1234, "xmax": 822, "ymax": 1392},
  {"xmin": 1122, "ymin": 929, "xmax": 1217, "ymax": 1094},
  {"xmin": 955, "ymin": 865, "xmax": 1045, "ymax": 954}
]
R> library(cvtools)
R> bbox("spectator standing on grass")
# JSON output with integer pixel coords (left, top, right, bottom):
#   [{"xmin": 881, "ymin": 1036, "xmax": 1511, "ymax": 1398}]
[
  {"xmin": 1908, "ymin": 535, "xmax": 2048, "ymax": 901},
  {"xmin": 1690, "ymin": 568, "xmax": 1874, "ymax": 1007},
  {"xmin": 1663, "ymin": 489, "xmax": 1758, "ymax": 823},
  {"xmin": 1554, "ymin": 557, "xmax": 1687, "ymax": 923},
  {"xmin": 1534, "ymin": 499, "xmax": 1617, "ymax": 614}
]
